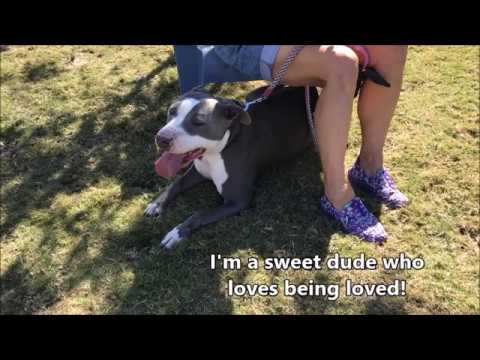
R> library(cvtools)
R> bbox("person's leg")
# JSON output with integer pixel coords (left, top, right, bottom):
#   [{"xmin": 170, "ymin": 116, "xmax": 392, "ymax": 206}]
[
  {"xmin": 271, "ymin": 45, "xmax": 387, "ymax": 242},
  {"xmin": 346, "ymin": 45, "xmax": 409, "ymax": 209},
  {"xmin": 357, "ymin": 46, "xmax": 408, "ymax": 174},
  {"xmin": 272, "ymin": 45, "xmax": 358, "ymax": 210}
]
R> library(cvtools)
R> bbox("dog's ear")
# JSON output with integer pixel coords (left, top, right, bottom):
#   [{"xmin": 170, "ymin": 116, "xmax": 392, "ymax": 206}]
[
  {"xmin": 184, "ymin": 85, "xmax": 209, "ymax": 98},
  {"xmin": 191, "ymin": 84, "xmax": 208, "ymax": 93},
  {"xmin": 217, "ymin": 101, "xmax": 252, "ymax": 126}
]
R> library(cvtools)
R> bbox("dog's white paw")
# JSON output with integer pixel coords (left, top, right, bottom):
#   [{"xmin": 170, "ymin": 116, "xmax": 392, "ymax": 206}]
[
  {"xmin": 144, "ymin": 202, "xmax": 161, "ymax": 217},
  {"xmin": 160, "ymin": 226, "xmax": 185, "ymax": 250}
]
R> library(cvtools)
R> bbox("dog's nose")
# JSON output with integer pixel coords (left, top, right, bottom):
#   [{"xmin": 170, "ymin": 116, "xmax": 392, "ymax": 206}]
[{"xmin": 155, "ymin": 134, "xmax": 172, "ymax": 149}]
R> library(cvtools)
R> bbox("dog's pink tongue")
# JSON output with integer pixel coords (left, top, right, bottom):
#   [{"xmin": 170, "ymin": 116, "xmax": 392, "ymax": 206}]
[{"xmin": 155, "ymin": 153, "xmax": 184, "ymax": 179}]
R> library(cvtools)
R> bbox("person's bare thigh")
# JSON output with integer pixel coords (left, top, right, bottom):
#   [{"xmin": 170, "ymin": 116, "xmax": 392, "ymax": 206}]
[{"xmin": 272, "ymin": 45, "xmax": 357, "ymax": 87}]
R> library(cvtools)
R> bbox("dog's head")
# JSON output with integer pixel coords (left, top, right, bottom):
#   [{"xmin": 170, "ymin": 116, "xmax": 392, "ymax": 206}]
[{"xmin": 154, "ymin": 88, "xmax": 252, "ymax": 179}]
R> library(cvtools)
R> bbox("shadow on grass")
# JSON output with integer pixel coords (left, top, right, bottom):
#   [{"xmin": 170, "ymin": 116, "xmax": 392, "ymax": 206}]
[
  {"xmin": 363, "ymin": 295, "xmax": 408, "ymax": 314},
  {"xmin": 22, "ymin": 61, "xmax": 65, "ymax": 82},
  {"xmin": 1, "ymin": 50, "xmax": 397, "ymax": 314},
  {"xmin": 0, "ymin": 258, "xmax": 60, "ymax": 314}
]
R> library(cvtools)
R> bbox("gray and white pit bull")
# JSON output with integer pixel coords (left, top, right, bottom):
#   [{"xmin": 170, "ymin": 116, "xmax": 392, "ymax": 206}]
[{"xmin": 144, "ymin": 85, "xmax": 319, "ymax": 249}]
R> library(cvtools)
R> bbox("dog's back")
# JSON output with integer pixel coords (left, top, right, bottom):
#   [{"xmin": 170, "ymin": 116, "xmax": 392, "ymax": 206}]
[{"xmin": 225, "ymin": 85, "xmax": 319, "ymax": 170}]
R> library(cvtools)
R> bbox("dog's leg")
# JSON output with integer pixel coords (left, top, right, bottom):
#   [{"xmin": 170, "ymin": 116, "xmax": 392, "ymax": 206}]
[
  {"xmin": 144, "ymin": 165, "xmax": 206, "ymax": 218},
  {"xmin": 159, "ymin": 198, "xmax": 250, "ymax": 250}
]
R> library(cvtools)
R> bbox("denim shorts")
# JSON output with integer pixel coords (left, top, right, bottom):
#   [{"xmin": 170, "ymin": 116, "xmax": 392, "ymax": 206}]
[{"xmin": 212, "ymin": 45, "xmax": 282, "ymax": 81}]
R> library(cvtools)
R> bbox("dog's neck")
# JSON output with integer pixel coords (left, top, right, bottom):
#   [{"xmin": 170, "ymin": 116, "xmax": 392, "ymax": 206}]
[
  {"xmin": 204, "ymin": 129, "xmax": 231, "ymax": 155},
  {"xmin": 220, "ymin": 118, "xmax": 244, "ymax": 154}
]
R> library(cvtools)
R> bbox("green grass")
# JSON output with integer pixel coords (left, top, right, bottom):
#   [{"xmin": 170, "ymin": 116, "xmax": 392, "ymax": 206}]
[{"xmin": 1, "ymin": 45, "xmax": 478, "ymax": 314}]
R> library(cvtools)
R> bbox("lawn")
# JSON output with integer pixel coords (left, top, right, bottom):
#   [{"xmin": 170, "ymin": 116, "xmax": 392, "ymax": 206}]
[{"xmin": 0, "ymin": 45, "xmax": 478, "ymax": 314}]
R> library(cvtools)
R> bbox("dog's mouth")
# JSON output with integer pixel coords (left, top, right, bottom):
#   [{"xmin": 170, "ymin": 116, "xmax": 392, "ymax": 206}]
[{"xmin": 155, "ymin": 148, "xmax": 205, "ymax": 179}]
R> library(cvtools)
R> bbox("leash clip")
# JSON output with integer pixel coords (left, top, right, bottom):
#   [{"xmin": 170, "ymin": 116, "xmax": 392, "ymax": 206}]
[{"xmin": 244, "ymin": 96, "xmax": 266, "ymax": 111}]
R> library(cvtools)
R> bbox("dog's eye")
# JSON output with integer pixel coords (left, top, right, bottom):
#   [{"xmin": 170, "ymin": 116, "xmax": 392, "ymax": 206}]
[
  {"xmin": 168, "ymin": 106, "xmax": 178, "ymax": 117},
  {"xmin": 192, "ymin": 116, "xmax": 206, "ymax": 126}
]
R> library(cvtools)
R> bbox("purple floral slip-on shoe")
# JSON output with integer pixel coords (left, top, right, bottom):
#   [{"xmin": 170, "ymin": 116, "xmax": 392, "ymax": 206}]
[
  {"xmin": 348, "ymin": 158, "xmax": 409, "ymax": 209},
  {"xmin": 320, "ymin": 195, "xmax": 387, "ymax": 244}
]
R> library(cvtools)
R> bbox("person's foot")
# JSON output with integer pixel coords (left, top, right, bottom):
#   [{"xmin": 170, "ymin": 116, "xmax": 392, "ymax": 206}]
[
  {"xmin": 320, "ymin": 195, "xmax": 387, "ymax": 243},
  {"xmin": 348, "ymin": 158, "xmax": 409, "ymax": 209}
]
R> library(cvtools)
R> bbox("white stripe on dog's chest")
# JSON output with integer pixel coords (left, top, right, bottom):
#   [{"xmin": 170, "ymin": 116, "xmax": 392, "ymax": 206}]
[
  {"xmin": 194, "ymin": 153, "xmax": 228, "ymax": 194},
  {"xmin": 193, "ymin": 130, "xmax": 230, "ymax": 194}
]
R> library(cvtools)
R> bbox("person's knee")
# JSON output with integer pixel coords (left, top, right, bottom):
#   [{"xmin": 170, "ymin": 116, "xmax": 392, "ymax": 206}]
[{"xmin": 321, "ymin": 45, "xmax": 359, "ymax": 92}]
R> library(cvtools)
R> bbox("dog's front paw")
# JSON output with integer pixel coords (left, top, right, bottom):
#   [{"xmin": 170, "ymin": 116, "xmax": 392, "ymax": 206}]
[
  {"xmin": 144, "ymin": 202, "xmax": 163, "ymax": 217},
  {"xmin": 160, "ymin": 226, "xmax": 186, "ymax": 250}
]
